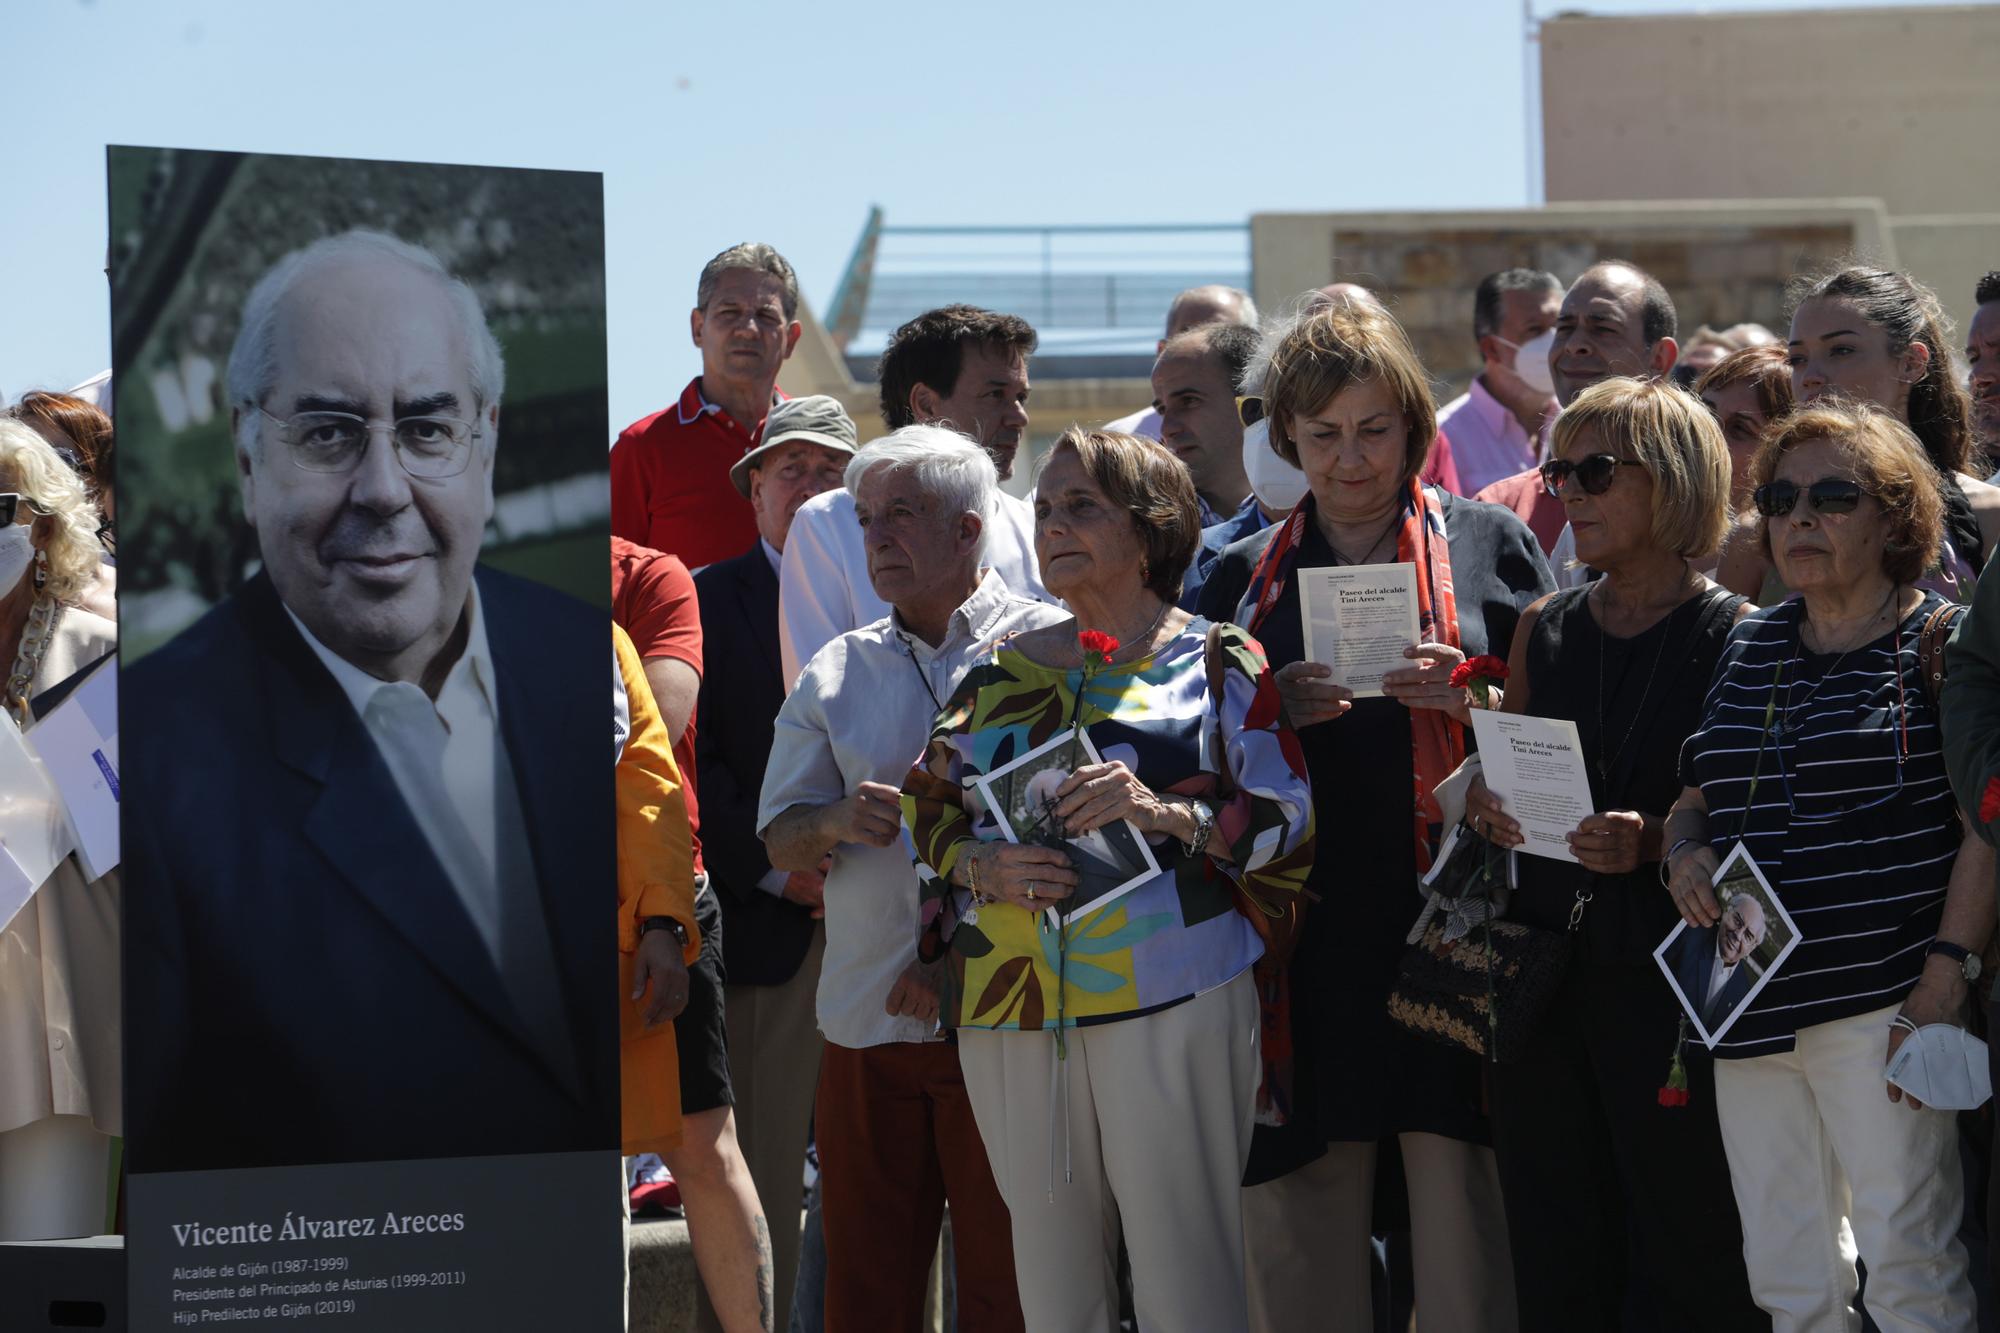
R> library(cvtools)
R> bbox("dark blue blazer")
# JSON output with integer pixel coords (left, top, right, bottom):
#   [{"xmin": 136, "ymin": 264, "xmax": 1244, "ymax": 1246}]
[
  {"xmin": 123, "ymin": 567, "xmax": 617, "ymax": 1173},
  {"xmin": 692, "ymin": 546, "xmax": 817, "ymax": 987},
  {"xmin": 1674, "ymin": 927, "xmax": 1757, "ymax": 1034}
]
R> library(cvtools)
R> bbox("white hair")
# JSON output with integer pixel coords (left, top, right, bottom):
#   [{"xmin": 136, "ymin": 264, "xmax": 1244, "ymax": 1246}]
[
  {"xmin": 843, "ymin": 425, "xmax": 997, "ymax": 560},
  {"xmin": 225, "ymin": 229, "xmax": 506, "ymax": 450}
]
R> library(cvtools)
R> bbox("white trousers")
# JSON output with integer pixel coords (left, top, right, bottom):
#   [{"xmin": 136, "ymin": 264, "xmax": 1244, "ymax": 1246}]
[
  {"xmin": 1714, "ymin": 1002, "xmax": 1975, "ymax": 1333},
  {"xmin": 958, "ymin": 970, "xmax": 1260, "ymax": 1333}
]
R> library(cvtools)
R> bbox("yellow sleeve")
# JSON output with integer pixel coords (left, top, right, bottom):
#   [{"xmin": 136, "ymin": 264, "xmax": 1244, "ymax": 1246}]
[{"xmin": 616, "ymin": 624, "xmax": 699, "ymax": 963}]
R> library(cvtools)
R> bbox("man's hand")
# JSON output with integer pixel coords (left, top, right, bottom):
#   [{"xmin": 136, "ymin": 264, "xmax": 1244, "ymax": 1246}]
[
  {"xmin": 632, "ymin": 928, "xmax": 691, "ymax": 1028},
  {"xmin": 885, "ymin": 960, "xmax": 942, "ymax": 1022},
  {"xmin": 1887, "ymin": 958, "xmax": 1971, "ymax": 1110},
  {"xmin": 782, "ymin": 869, "xmax": 827, "ymax": 919},
  {"xmin": 824, "ymin": 781, "xmax": 904, "ymax": 849}
]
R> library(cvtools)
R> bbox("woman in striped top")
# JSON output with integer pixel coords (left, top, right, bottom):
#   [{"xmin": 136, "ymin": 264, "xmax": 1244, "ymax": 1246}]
[{"xmin": 1667, "ymin": 401, "xmax": 1993, "ymax": 1330}]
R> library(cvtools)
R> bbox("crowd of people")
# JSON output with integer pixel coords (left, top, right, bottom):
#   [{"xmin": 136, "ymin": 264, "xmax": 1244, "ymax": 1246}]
[
  {"xmin": 603, "ymin": 240, "xmax": 2000, "ymax": 1333},
  {"xmin": 8, "ymin": 226, "xmax": 2000, "ymax": 1333}
]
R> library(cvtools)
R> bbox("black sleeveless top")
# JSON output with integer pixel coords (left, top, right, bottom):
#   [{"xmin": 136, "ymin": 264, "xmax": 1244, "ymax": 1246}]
[{"xmin": 1512, "ymin": 584, "xmax": 1744, "ymax": 964}]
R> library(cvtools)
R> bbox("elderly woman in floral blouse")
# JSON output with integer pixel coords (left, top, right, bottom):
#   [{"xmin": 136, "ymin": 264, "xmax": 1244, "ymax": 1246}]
[{"xmin": 902, "ymin": 427, "xmax": 1314, "ymax": 1333}]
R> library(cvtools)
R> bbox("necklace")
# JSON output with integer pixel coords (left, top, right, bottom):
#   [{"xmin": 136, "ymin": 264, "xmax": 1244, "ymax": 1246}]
[
  {"xmin": 897, "ymin": 631, "xmax": 944, "ymax": 714},
  {"xmin": 1592, "ymin": 583, "xmax": 1686, "ymax": 786},
  {"xmin": 1780, "ymin": 587, "xmax": 1901, "ymax": 735},
  {"xmin": 1324, "ymin": 509, "xmax": 1402, "ymax": 567},
  {"xmin": 4, "ymin": 593, "xmax": 56, "ymax": 724},
  {"xmin": 1076, "ymin": 600, "xmax": 1171, "ymax": 667},
  {"xmin": 1800, "ymin": 586, "xmax": 1900, "ymax": 655}
]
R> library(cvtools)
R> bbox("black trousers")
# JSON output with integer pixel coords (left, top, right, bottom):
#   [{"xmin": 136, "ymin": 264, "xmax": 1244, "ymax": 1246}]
[{"xmin": 1490, "ymin": 959, "xmax": 1768, "ymax": 1332}]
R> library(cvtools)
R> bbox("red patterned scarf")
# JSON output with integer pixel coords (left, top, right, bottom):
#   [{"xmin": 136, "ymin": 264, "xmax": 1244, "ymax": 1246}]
[{"xmin": 1236, "ymin": 478, "xmax": 1463, "ymax": 873}]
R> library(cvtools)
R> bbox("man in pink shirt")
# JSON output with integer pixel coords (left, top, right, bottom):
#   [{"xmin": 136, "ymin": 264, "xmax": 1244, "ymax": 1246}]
[
  {"xmin": 1474, "ymin": 261, "xmax": 1679, "ymax": 554},
  {"xmin": 1438, "ymin": 269, "xmax": 1563, "ymax": 498}
]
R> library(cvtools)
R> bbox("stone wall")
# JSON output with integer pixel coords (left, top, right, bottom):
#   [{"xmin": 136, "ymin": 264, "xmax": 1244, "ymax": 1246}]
[{"xmin": 1329, "ymin": 221, "xmax": 1856, "ymax": 399}]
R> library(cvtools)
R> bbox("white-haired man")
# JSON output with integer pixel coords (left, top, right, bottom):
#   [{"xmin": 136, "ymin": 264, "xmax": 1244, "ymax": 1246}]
[
  {"xmin": 124, "ymin": 229, "xmax": 657, "ymax": 1172},
  {"xmin": 759, "ymin": 427, "xmax": 1062, "ymax": 1330}
]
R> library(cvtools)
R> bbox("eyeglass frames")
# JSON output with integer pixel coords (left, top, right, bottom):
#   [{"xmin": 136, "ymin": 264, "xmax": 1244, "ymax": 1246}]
[
  {"xmin": 257, "ymin": 407, "xmax": 482, "ymax": 479},
  {"xmin": 1752, "ymin": 478, "xmax": 1864, "ymax": 519},
  {"xmin": 1538, "ymin": 453, "xmax": 1644, "ymax": 498}
]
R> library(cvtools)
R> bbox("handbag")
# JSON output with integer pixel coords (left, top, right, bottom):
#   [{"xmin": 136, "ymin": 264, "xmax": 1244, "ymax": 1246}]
[{"xmin": 1387, "ymin": 820, "xmax": 1572, "ymax": 1063}]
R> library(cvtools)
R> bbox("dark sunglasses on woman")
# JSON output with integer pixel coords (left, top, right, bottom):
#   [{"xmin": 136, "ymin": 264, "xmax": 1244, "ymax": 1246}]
[
  {"xmin": 1751, "ymin": 478, "xmax": 1864, "ymax": 518},
  {"xmin": 1538, "ymin": 453, "xmax": 1643, "ymax": 498}
]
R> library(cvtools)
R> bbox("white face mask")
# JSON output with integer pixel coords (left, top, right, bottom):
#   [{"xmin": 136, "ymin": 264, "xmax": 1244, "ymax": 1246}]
[
  {"xmin": 0, "ymin": 525, "xmax": 35, "ymax": 595},
  {"xmin": 1242, "ymin": 419, "xmax": 1308, "ymax": 513},
  {"xmin": 1495, "ymin": 329, "xmax": 1557, "ymax": 398},
  {"xmin": 1885, "ymin": 1022, "xmax": 1991, "ymax": 1111}
]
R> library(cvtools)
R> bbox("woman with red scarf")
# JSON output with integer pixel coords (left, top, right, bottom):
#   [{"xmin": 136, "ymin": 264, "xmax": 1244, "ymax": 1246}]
[{"xmin": 1198, "ymin": 305, "xmax": 1551, "ymax": 1333}]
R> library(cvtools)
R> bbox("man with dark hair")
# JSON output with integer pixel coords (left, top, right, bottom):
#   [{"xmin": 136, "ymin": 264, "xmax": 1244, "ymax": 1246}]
[
  {"xmin": 1150, "ymin": 322, "xmax": 1272, "ymax": 609},
  {"xmin": 612, "ymin": 242, "xmax": 802, "ymax": 570},
  {"xmin": 779, "ymin": 305, "xmax": 1051, "ymax": 685},
  {"xmin": 1107, "ymin": 284, "xmax": 1259, "ymax": 438},
  {"xmin": 1473, "ymin": 260, "xmax": 1680, "ymax": 553},
  {"xmin": 1437, "ymin": 269, "xmax": 1562, "ymax": 496},
  {"xmin": 1968, "ymin": 271, "xmax": 2000, "ymax": 456},
  {"xmin": 1154, "ymin": 322, "xmax": 1257, "ymax": 523}
]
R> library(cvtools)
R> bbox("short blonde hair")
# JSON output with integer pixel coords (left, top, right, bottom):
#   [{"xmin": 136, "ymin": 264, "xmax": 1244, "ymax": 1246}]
[
  {"xmin": 1749, "ymin": 397, "xmax": 1944, "ymax": 585},
  {"xmin": 0, "ymin": 419, "xmax": 105, "ymax": 605},
  {"xmin": 1263, "ymin": 305, "xmax": 1437, "ymax": 485},
  {"xmin": 1550, "ymin": 377, "xmax": 1731, "ymax": 560}
]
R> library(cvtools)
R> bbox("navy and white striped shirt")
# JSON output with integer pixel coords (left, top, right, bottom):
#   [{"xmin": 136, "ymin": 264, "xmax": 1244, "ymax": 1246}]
[{"xmin": 1680, "ymin": 593, "xmax": 1958, "ymax": 1058}]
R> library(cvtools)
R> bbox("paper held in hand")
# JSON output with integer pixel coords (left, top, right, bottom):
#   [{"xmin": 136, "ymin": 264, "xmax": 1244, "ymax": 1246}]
[
  {"xmin": 1467, "ymin": 710, "xmax": 1597, "ymax": 865},
  {"xmin": 1297, "ymin": 562, "xmax": 1420, "ymax": 698},
  {"xmin": 0, "ymin": 697, "xmax": 79, "ymax": 935},
  {"xmin": 26, "ymin": 653, "xmax": 119, "ymax": 882}
]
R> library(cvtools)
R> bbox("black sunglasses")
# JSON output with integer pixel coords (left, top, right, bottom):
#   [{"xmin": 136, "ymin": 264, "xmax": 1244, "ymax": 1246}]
[
  {"xmin": 1235, "ymin": 395, "xmax": 1265, "ymax": 428},
  {"xmin": 1539, "ymin": 454, "xmax": 1644, "ymax": 498},
  {"xmin": 1752, "ymin": 478, "xmax": 1864, "ymax": 518},
  {"xmin": 0, "ymin": 493, "xmax": 53, "ymax": 526}
]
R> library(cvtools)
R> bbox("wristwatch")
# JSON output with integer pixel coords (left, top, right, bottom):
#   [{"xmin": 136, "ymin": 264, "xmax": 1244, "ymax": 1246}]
[
  {"xmin": 1927, "ymin": 939, "xmax": 1984, "ymax": 984},
  {"xmin": 1182, "ymin": 799, "xmax": 1216, "ymax": 859},
  {"xmin": 641, "ymin": 916, "xmax": 690, "ymax": 949}
]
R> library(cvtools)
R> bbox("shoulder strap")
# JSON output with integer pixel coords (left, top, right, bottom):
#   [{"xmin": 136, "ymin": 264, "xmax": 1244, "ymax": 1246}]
[
  {"xmin": 1204, "ymin": 620, "xmax": 1238, "ymax": 802},
  {"xmin": 1919, "ymin": 601, "xmax": 1968, "ymax": 706}
]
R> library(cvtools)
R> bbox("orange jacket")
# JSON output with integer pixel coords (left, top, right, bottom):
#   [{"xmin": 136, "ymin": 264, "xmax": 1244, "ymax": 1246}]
[{"xmin": 616, "ymin": 624, "xmax": 701, "ymax": 1156}]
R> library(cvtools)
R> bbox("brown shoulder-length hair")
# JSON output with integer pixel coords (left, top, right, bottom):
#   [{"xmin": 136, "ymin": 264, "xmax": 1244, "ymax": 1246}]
[
  {"xmin": 1263, "ymin": 305, "xmax": 1437, "ymax": 485},
  {"xmin": 1037, "ymin": 427, "xmax": 1202, "ymax": 604},
  {"xmin": 1750, "ymin": 398, "xmax": 1943, "ymax": 585},
  {"xmin": 1695, "ymin": 344, "xmax": 1793, "ymax": 424}
]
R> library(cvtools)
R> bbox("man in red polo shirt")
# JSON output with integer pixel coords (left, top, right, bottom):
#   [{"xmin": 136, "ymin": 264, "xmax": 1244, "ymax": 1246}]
[{"xmin": 612, "ymin": 242, "xmax": 802, "ymax": 570}]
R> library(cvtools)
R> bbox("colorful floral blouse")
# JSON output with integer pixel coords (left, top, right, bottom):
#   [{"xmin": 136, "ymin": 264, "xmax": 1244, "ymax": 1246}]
[{"xmin": 901, "ymin": 620, "xmax": 1315, "ymax": 1031}]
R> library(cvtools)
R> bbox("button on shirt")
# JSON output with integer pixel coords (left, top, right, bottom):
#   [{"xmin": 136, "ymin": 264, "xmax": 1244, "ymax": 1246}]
[
  {"xmin": 757, "ymin": 570, "xmax": 1067, "ymax": 1048},
  {"xmin": 612, "ymin": 377, "xmax": 782, "ymax": 571},
  {"xmin": 778, "ymin": 487, "xmax": 1054, "ymax": 690},
  {"xmin": 1436, "ymin": 378, "xmax": 1557, "ymax": 499}
]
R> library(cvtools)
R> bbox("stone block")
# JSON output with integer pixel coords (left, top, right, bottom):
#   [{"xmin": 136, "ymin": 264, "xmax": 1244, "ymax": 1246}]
[{"xmin": 629, "ymin": 1217, "xmax": 697, "ymax": 1333}]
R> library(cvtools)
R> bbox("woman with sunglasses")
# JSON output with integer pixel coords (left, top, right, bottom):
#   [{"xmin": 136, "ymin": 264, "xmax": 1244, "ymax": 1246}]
[
  {"xmin": 1198, "ymin": 303, "xmax": 1551, "ymax": 1333},
  {"xmin": 1665, "ymin": 400, "xmax": 1989, "ymax": 1329},
  {"xmin": 1462, "ymin": 377, "xmax": 1762, "ymax": 1331},
  {"xmin": 0, "ymin": 418, "xmax": 121, "ymax": 1240}
]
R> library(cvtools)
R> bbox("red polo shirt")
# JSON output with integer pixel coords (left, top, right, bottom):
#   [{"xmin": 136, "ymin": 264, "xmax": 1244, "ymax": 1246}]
[
  {"xmin": 611, "ymin": 377, "xmax": 784, "ymax": 570},
  {"xmin": 612, "ymin": 537, "xmax": 705, "ymax": 877}
]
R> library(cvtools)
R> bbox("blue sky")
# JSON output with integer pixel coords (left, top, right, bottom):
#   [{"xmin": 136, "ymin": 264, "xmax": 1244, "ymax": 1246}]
[{"xmin": 1, "ymin": 0, "xmax": 1952, "ymax": 432}]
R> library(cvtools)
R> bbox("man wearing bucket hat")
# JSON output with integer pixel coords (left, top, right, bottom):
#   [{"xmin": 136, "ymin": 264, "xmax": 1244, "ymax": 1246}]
[{"xmin": 695, "ymin": 392, "xmax": 856, "ymax": 1330}]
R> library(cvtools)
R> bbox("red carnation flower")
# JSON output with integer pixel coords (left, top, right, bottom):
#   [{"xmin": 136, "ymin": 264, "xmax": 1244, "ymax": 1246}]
[
  {"xmin": 1449, "ymin": 655, "xmax": 1510, "ymax": 688},
  {"xmin": 1077, "ymin": 630, "xmax": 1120, "ymax": 666},
  {"xmin": 1981, "ymin": 776, "xmax": 2000, "ymax": 825},
  {"xmin": 1656, "ymin": 1085, "xmax": 1691, "ymax": 1108}
]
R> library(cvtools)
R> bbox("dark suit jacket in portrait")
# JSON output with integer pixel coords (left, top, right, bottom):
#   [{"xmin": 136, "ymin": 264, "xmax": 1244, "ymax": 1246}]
[
  {"xmin": 693, "ymin": 546, "xmax": 816, "ymax": 988},
  {"xmin": 1674, "ymin": 926, "xmax": 1758, "ymax": 1035},
  {"xmin": 123, "ymin": 567, "xmax": 616, "ymax": 1173}
]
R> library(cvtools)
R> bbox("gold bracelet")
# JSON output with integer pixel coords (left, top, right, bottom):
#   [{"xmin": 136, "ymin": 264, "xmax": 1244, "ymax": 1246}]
[{"xmin": 963, "ymin": 843, "xmax": 981, "ymax": 896}]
